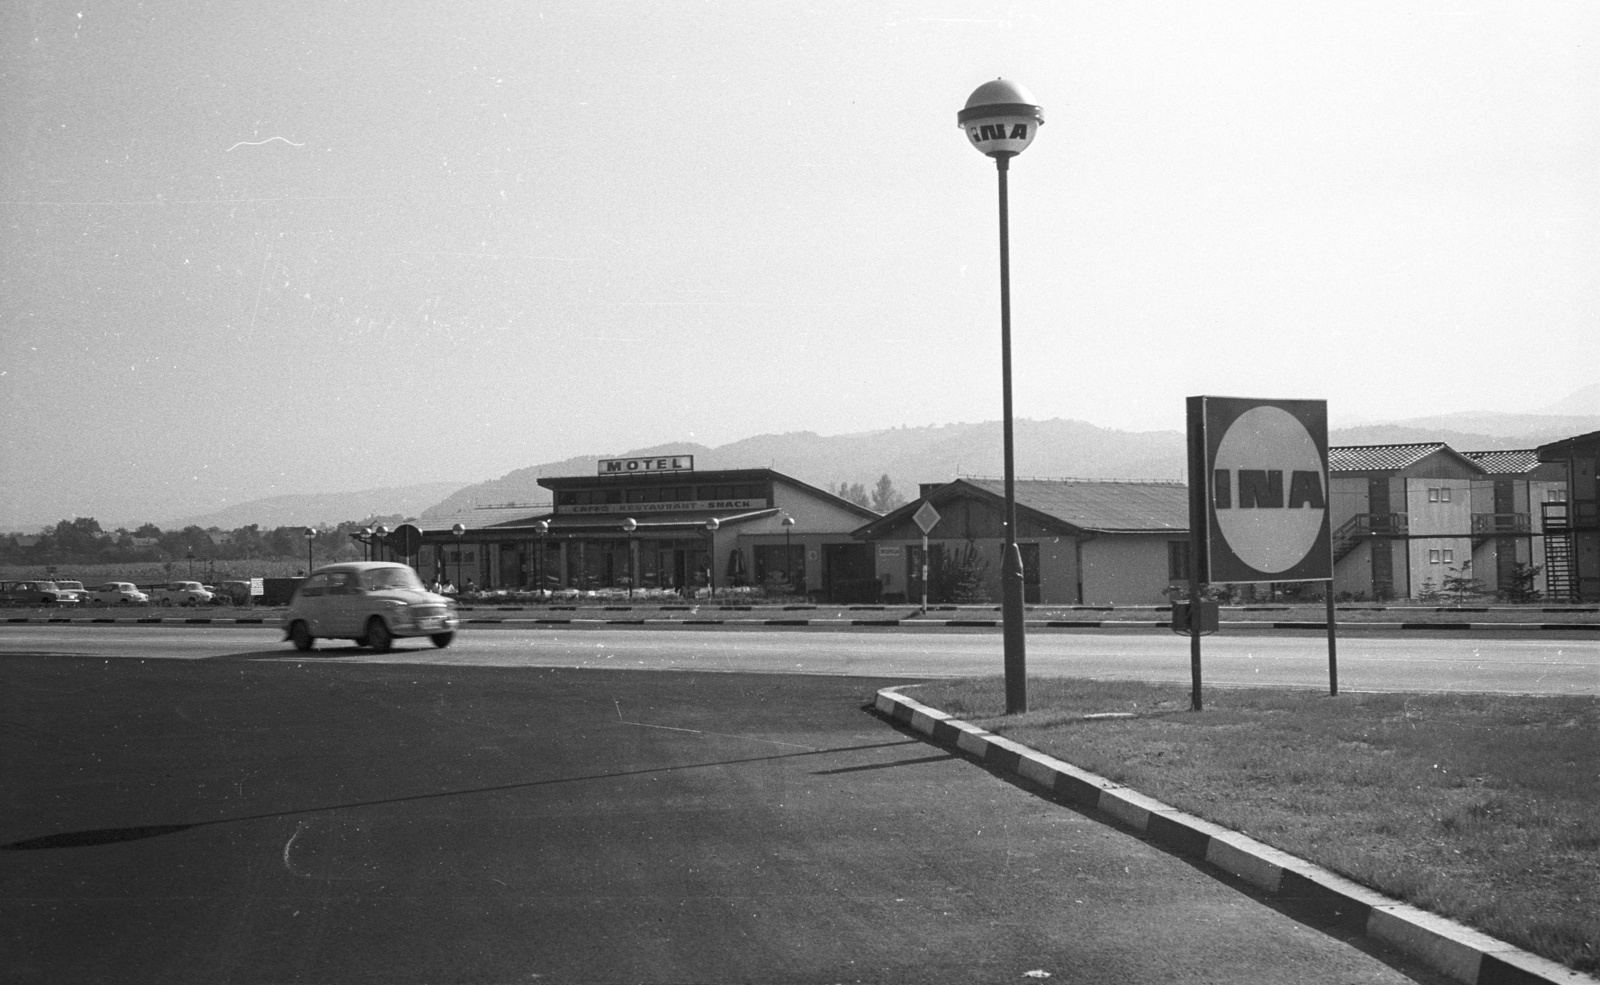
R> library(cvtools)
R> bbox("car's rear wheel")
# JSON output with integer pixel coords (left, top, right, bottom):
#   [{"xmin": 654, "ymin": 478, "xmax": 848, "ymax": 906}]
[
  {"xmin": 364, "ymin": 617, "xmax": 393, "ymax": 653},
  {"xmin": 430, "ymin": 632, "xmax": 454, "ymax": 649},
  {"xmin": 159, "ymin": 598, "xmax": 172, "ymax": 607},
  {"xmin": 288, "ymin": 621, "xmax": 315, "ymax": 651}
]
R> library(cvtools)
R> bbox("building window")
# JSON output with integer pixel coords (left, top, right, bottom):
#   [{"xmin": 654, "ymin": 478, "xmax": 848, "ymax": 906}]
[
  {"xmin": 1428, "ymin": 549, "xmax": 1442, "ymax": 564},
  {"xmin": 1167, "ymin": 541, "xmax": 1190, "ymax": 581},
  {"xmin": 1442, "ymin": 549, "xmax": 1454, "ymax": 563},
  {"xmin": 1441, "ymin": 487, "xmax": 1451, "ymax": 502},
  {"xmin": 1428, "ymin": 488, "xmax": 1440, "ymax": 502}
]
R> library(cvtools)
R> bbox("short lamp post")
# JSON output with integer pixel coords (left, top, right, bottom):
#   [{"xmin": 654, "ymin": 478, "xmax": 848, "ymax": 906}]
[
  {"xmin": 451, "ymin": 523, "xmax": 466, "ymax": 593},
  {"xmin": 959, "ymin": 77, "xmax": 1044, "ymax": 715},
  {"xmin": 704, "ymin": 517, "xmax": 720, "ymax": 598},
  {"xmin": 622, "ymin": 518, "xmax": 638, "ymax": 599},
  {"xmin": 780, "ymin": 514, "xmax": 796, "ymax": 592},
  {"xmin": 534, "ymin": 519, "xmax": 550, "ymax": 598},
  {"xmin": 373, "ymin": 524, "xmax": 389, "ymax": 564},
  {"xmin": 303, "ymin": 527, "xmax": 316, "ymax": 576},
  {"xmin": 186, "ymin": 547, "xmax": 195, "ymax": 579},
  {"xmin": 360, "ymin": 527, "xmax": 374, "ymax": 561}
]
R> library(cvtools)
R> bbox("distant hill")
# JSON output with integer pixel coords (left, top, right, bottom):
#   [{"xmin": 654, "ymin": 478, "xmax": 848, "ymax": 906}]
[
  {"xmin": 149, "ymin": 399, "xmax": 1600, "ymax": 532},
  {"xmin": 421, "ymin": 420, "xmax": 1192, "ymax": 520},
  {"xmin": 1331, "ymin": 414, "xmax": 1600, "ymax": 450},
  {"xmin": 161, "ymin": 482, "xmax": 469, "ymax": 530},
  {"xmin": 420, "ymin": 410, "xmax": 1600, "ymax": 521},
  {"xmin": 1538, "ymin": 383, "xmax": 1600, "ymax": 417}
]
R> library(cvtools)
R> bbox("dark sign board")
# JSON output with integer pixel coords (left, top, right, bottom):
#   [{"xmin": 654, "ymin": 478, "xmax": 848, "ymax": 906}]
[{"xmin": 1187, "ymin": 396, "xmax": 1332, "ymax": 584}]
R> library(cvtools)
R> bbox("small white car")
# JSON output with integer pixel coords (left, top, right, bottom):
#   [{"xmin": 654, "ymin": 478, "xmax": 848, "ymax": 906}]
[
  {"xmin": 90, "ymin": 582, "xmax": 150, "ymax": 605},
  {"xmin": 149, "ymin": 581, "xmax": 215, "ymax": 606},
  {"xmin": 283, "ymin": 561, "xmax": 459, "ymax": 652}
]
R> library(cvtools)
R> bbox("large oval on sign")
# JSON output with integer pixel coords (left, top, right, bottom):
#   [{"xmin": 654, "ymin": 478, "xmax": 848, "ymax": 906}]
[{"xmin": 1213, "ymin": 405, "xmax": 1325, "ymax": 574}]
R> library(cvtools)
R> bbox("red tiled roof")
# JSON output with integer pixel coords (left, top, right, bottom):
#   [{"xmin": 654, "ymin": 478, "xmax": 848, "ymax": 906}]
[
  {"xmin": 1329, "ymin": 443, "xmax": 1447, "ymax": 472},
  {"xmin": 1461, "ymin": 450, "xmax": 1542, "ymax": 475}
]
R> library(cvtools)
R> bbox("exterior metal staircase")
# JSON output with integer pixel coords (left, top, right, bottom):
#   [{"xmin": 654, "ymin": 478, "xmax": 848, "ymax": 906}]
[
  {"xmin": 1541, "ymin": 502, "xmax": 1574, "ymax": 601},
  {"xmin": 1332, "ymin": 513, "xmax": 1408, "ymax": 563}
]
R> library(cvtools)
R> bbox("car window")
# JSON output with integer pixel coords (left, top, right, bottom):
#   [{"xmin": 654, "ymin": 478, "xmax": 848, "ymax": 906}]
[
  {"xmin": 297, "ymin": 573, "xmax": 334, "ymax": 598},
  {"xmin": 362, "ymin": 567, "xmax": 425, "ymax": 591}
]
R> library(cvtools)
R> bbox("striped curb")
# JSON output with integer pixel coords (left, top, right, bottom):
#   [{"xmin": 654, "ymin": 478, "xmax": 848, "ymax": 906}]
[
  {"xmin": 873, "ymin": 686, "xmax": 1597, "ymax": 985},
  {"xmin": 2, "ymin": 615, "xmax": 1595, "ymax": 632}
]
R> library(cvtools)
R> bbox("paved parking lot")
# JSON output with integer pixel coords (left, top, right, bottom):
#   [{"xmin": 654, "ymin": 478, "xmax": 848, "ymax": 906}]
[{"xmin": 2, "ymin": 653, "xmax": 1451, "ymax": 983}]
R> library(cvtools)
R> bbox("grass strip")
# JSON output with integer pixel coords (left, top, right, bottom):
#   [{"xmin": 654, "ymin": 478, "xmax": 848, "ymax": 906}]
[{"xmin": 906, "ymin": 676, "xmax": 1599, "ymax": 974}]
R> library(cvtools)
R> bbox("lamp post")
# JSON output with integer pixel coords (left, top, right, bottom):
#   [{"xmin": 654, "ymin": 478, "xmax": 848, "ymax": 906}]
[
  {"xmin": 622, "ymin": 518, "xmax": 638, "ymax": 599},
  {"xmin": 186, "ymin": 547, "xmax": 195, "ymax": 579},
  {"xmin": 373, "ymin": 524, "xmax": 389, "ymax": 564},
  {"xmin": 451, "ymin": 523, "xmax": 466, "ymax": 594},
  {"xmin": 534, "ymin": 519, "xmax": 550, "ymax": 598},
  {"xmin": 780, "ymin": 514, "xmax": 796, "ymax": 593},
  {"xmin": 960, "ymin": 78, "xmax": 1044, "ymax": 715},
  {"xmin": 303, "ymin": 527, "xmax": 316, "ymax": 576},
  {"xmin": 704, "ymin": 517, "xmax": 720, "ymax": 598},
  {"xmin": 360, "ymin": 527, "xmax": 373, "ymax": 561}
]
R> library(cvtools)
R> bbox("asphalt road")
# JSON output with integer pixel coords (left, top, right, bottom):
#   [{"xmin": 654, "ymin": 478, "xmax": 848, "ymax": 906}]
[
  {"xmin": 1, "ymin": 623, "xmax": 1595, "ymax": 694},
  {"xmin": 2, "ymin": 656, "xmax": 1452, "ymax": 984}
]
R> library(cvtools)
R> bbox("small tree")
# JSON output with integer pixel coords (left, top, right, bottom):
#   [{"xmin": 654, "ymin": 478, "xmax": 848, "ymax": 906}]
[
  {"xmin": 1496, "ymin": 562, "xmax": 1542, "ymax": 604},
  {"xmin": 1441, "ymin": 561, "xmax": 1485, "ymax": 604},
  {"xmin": 932, "ymin": 542, "xmax": 992, "ymax": 604},
  {"xmin": 836, "ymin": 482, "xmax": 870, "ymax": 508},
  {"xmin": 870, "ymin": 474, "xmax": 906, "ymax": 513}
]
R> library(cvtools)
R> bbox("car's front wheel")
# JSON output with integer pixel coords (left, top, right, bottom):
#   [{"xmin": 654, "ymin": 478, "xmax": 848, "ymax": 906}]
[
  {"xmin": 364, "ymin": 617, "xmax": 393, "ymax": 653},
  {"xmin": 288, "ymin": 621, "xmax": 315, "ymax": 651},
  {"xmin": 430, "ymin": 632, "xmax": 454, "ymax": 649}
]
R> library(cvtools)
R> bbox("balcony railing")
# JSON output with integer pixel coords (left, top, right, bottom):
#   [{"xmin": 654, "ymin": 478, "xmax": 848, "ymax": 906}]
[{"xmin": 1470, "ymin": 512, "xmax": 1531, "ymax": 536}]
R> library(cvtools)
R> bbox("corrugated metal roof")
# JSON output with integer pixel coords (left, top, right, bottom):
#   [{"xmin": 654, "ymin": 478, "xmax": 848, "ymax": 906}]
[
  {"xmin": 1328, "ymin": 443, "xmax": 1446, "ymax": 472},
  {"xmin": 1461, "ymin": 450, "xmax": 1542, "ymax": 474},
  {"xmin": 962, "ymin": 478, "xmax": 1189, "ymax": 532}
]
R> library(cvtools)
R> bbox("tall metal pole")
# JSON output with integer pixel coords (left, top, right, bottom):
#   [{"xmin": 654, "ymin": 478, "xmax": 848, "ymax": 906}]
[
  {"xmin": 959, "ymin": 77, "xmax": 1042, "ymax": 715},
  {"xmin": 997, "ymin": 154, "xmax": 1027, "ymax": 715}
]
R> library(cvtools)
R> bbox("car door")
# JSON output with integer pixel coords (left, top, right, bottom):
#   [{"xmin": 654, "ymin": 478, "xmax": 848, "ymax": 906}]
[{"xmin": 323, "ymin": 572, "xmax": 367, "ymax": 638}]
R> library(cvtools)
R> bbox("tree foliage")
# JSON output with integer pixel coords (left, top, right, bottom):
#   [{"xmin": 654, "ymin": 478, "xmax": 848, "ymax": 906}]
[{"xmin": 870, "ymin": 474, "xmax": 905, "ymax": 513}]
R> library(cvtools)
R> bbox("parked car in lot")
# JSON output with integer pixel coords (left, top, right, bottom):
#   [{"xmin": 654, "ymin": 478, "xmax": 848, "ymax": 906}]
[
  {"xmin": 283, "ymin": 561, "xmax": 459, "ymax": 652},
  {"xmin": 89, "ymin": 582, "xmax": 150, "ymax": 605},
  {"xmin": 51, "ymin": 579, "xmax": 89, "ymax": 602},
  {"xmin": 0, "ymin": 580, "xmax": 81, "ymax": 606},
  {"xmin": 148, "ymin": 581, "xmax": 215, "ymax": 606}
]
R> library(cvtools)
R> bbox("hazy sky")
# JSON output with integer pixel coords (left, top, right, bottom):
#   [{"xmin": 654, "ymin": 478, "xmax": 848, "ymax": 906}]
[{"xmin": 3, "ymin": 1, "xmax": 1596, "ymax": 531}]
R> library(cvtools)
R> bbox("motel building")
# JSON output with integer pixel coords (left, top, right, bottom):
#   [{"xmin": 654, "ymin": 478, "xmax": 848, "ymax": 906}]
[
  {"xmin": 1328, "ymin": 443, "xmax": 1567, "ymax": 601},
  {"xmin": 853, "ymin": 478, "xmax": 1192, "ymax": 606},
  {"xmin": 418, "ymin": 457, "xmax": 880, "ymax": 600}
]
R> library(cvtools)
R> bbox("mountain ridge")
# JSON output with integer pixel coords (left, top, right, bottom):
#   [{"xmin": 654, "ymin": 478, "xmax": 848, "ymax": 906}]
[{"xmin": 86, "ymin": 405, "xmax": 1600, "ymax": 532}]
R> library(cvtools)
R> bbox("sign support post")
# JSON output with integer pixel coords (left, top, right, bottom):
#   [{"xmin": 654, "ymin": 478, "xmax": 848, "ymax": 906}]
[
  {"xmin": 1326, "ymin": 581, "xmax": 1338, "ymax": 696},
  {"xmin": 912, "ymin": 501, "xmax": 942, "ymax": 616},
  {"xmin": 1185, "ymin": 397, "xmax": 1208, "ymax": 712}
]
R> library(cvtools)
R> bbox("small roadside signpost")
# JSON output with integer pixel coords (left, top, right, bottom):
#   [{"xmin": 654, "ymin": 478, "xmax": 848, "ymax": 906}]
[
  {"xmin": 913, "ymin": 501, "xmax": 941, "ymax": 614},
  {"xmin": 1186, "ymin": 396, "xmax": 1335, "ymax": 710}
]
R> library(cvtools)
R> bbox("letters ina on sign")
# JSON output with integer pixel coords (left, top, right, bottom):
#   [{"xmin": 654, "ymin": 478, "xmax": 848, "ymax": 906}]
[
  {"xmin": 1186, "ymin": 396, "xmax": 1332, "ymax": 584},
  {"xmin": 597, "ymin": 455, "xmax": 694, "ymax": 476}
]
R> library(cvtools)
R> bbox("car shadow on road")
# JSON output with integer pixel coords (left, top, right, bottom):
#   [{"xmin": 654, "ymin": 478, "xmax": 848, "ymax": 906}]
[{"xmin": 199, "ymin": 644, "xmax": 428, "ymax": 662}]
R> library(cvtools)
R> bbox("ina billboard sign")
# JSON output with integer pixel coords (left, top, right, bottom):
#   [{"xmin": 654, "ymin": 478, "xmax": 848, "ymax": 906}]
[{"xmin": 1186, "ymin": 396, "xmax": 1332, "ymax": 584}]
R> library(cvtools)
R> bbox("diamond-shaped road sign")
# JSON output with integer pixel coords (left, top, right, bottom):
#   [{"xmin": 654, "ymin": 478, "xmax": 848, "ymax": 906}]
[{"xmin": 913, "ymin": 501, "xmax": 941, "ymax": 535}]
